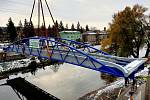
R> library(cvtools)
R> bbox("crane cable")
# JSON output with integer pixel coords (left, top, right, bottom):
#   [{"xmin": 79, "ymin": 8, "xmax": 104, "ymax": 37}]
[
  {"xmin": 40, "ymin": 0, "xmax": 52, "ymax": 58},
  {"xmin": 29, "ymin": 0, "xmax": 56, "ymax": 58},
  {"xmin": 45, "ymin": 0, "xmax": 60, "ymax": 38},
  {"xmin": 44, "ymin": 0, "xmax": 55, "ymax": 25},
  {"xmin": 29, "ymin": 0, "xmax": 36, "ymax": 24}
]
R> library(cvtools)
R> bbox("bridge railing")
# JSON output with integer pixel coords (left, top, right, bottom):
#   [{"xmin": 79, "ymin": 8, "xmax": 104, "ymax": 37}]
[
  {"xmin": 4, "ymin": 36, "xmax": 147, "ymax": 78},
  {"xmin": 4, "ymin": 37, "xmax": 128, "ymax": 77},
  {"xmin": 53, "ymin": 37, "xmax": 109, "ymax": 54},
  {"xmin": 49, "ymin": 37, "xmax": 136, "ymax": 65},
  {"xmin": 3, "ymin": 37, "xmax": 135, "ymax": 63}
]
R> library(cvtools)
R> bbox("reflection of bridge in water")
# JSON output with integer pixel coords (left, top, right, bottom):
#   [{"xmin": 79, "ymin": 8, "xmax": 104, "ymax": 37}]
[{"xmin": 2, "ymin": 37, "xmax": 147, "ymax": 80}]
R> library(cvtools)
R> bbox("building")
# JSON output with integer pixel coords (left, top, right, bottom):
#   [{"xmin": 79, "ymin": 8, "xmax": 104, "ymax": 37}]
[
  {"xmin": 59, "ymin": 31, "xmax": 81, "ymax": 42},
  {"xmin": 96, "ymin": 30, "xmax": 108, "ymax": 43},
  {"xmin": 82, "ymin": 29, "xmax": 108, "ymax": 45},
  {"xmin": 82, "ymin": 31, "xmax": 97, "ymax": 44}
]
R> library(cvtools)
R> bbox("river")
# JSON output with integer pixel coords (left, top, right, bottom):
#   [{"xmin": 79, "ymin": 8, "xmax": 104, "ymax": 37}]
[{"xmin": 0, "ymin": 61, "xmax": 106, "ymax": 100}]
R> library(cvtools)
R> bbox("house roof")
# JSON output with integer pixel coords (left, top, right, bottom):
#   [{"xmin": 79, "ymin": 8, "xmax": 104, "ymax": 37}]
[
  {"xmin": 83, "ymin": 31, "xmax": 108, "ymax": 35},
  {"xmin": 82, "ymin": 31, "xmax": 96, "ymax": 35},
  {"xmin": 60, "ymin": 31, "xmax": 80, "ymax": 33},
  {"xmin": 99, "ymin": 30, "xmax": 108, "ymax": 35}
]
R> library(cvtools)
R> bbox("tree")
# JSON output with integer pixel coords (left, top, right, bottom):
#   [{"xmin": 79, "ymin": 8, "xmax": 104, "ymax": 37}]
[
  {"xmin": 55, "ymin": 20, "xmax": 60, "ymax": 37},
  {"xmin": 55, "ymin": 20, "xmax": 59, "ymax": 30},
  {"xmin": 80, "ymin": 26, "xmax": 84, "ymax": 33},
  {"xmin": 48, "ymin": 25, "xmax": 52, "ymax": 37},
  {"xmin": 40, "ymin": 23, "xmax": 46, "ymax": 36},
  {"xmin": 23, "ymin": 19, "xmax": 35, "ymax": 37},
  {"xmin": 50, "ymin": 20, "xmax": 59, "ymax": 37},
  {"xmin": 77, "ymin": 21, "xmax": 80, "ymax": 31},
  {"xmin": 6, "ymin": 18, "xmax": 17, "ymax": 42},
  {"xmin": 140, "ymin": 15, "xmax": 150, "ymax": 57},
  {"xmin": 0, "ymin": 27, "xmax": 3, "ymax": 35},
  {"xmin": 17, "ymin": 20, "xmax": 23, "ymax": 39},
  {"xmin": 59, "ymin": 21, "xmax": 64, "ymax": 31},
  {"xmin": 85, "ymin": 25, "xmax": 89, "ymax": 31},
  {"xmin": 71, "ymin": 23, "xmax": 75, "ymax": 31},
  {"xmin": 0, "ymin": 27, "xmax": 3, "ymax": 41},
  {"xmin": 28, "ymin": 21, "xmax": 35, "ymax": 37},
  {"xmin": 18, "ymin": 20, "xmax": 23, "ymax": 30},
  {"xmin": 106, "ymin": 4, "xmax": 147, "ymax": 57},
  {"xmin": 51, "ymin": 25, "xmax": 55, "ymax": 37},
  {"xmin": 65, "ymin": 24, "xmax": 69, "ymax": 30},
  {"xmin": 23, "ymin": 19, "xmax": 29, "ymax": 38}
]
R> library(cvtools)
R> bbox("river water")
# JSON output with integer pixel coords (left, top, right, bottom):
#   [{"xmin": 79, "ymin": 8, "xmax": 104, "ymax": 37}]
[{"xmin": 0, "ymin": 62, "xmax": 106, "ymax": 100}]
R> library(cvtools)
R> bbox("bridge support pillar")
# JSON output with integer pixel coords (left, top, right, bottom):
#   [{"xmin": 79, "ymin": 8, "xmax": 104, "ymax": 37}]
[{"xmin": 125, "ymin": 77, "xmax": 129, "ymax": 86}]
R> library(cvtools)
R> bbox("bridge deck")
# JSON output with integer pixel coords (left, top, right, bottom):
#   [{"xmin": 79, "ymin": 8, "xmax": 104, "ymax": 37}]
[
  {"xmin": 3, "ymin": 37, "xmax": 147, "ymax": 78},
  {"xmin": 7, "ymin": 77, "xmax": 60, "ymax": 100}
]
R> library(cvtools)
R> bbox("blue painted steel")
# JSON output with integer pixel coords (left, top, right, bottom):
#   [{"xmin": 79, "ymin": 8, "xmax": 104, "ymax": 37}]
[
  {"xmin": 3, "ymin": 36, "xmax": 146, "ymax": 79},
  {"xmin": 51, "ymin": 37, "xmax": 132, "ymax": 64}
]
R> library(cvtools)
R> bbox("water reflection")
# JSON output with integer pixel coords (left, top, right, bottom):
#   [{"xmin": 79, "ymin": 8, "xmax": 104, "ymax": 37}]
[
  {"xmin": 0, "ymin": 58, "xmax": 63, "ymax": 77},
  {"xmin": 28, "ymin": 60, "xmax": 38, "ymax": 75},
  {"xmin": 0, "ymin": 79, "xmax": 27, "ymax": 100},
  {"xmin": 0, "ymin": 60, "xmax": 106, "ymax": 100},
  {"xmin": 10, "ymin": 86, "xmax": 27, "ymax": 100},
  {"xmin": 100, "ymin": 73, "xmax": 117, "ymax": 84},
  {"xmin": 0, "ymin": 84, "xmax": 21, "ymax": 100},
  {"xmin": 50, "ymin": 64, "xmax": 60, "ymax": 72},
  {"xmin": 26, "ymin": 63, "xmax": 106, "ymax": 100},
  {"xmin": 28, "ymin": 59, "xmax": 62, "ymax": 75}
]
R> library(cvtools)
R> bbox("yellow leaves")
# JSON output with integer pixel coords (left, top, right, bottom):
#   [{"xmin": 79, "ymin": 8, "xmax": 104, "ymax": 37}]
[
  {"xmin": 101, "ymin": 4, "xmax": 147, "ymax": 55},
  {"xmin": 101, "ymin": 5, "xmax": 147, "ymax": 56},
  {"xmin": 107, "ymin": 4, "xmax": 147, "ymax": 44},
  {"xmin": 101, "ymin": 38, "xmax": 112, "ymax": 52}
]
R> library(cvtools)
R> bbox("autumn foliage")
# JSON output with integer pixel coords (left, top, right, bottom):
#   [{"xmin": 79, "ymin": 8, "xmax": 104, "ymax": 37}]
[{"xmin": 102, "ymin": 4, "xmax": 149, "ymax": 57}]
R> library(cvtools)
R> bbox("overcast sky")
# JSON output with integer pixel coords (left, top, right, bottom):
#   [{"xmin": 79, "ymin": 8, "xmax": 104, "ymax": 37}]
[{"xmin": 0, "ymin": 0, "xmax": 150, "ymax": 30}]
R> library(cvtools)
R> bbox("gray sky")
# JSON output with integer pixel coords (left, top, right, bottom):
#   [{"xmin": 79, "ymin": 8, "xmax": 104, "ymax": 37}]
[{"xmin": 0, "ymin": 0, "xmax": 150, "ymax": 30}]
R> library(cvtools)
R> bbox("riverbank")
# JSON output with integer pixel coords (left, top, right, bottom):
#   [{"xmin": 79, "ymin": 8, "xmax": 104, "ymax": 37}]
[
  {"xmin": 79, "ymin": 63, "xmax": 150, "ymax": 100},
  {"xmin": 0, "ymin": 57, "xmax": 63, "ymax": 80},
  {"xmin": 0, "ymin": 52, "xmax": 26, "ymax": 62},
  {"xmin": 79, "ymin": 87, "xmax": 125, "ymax": 100},
  {"xmin": 79, "ymin": 79, "xmax": 125, "ymax": 100}
]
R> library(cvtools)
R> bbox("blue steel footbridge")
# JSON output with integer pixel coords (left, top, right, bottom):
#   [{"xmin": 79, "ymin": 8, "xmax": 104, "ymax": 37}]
[{"xmin": 2, "ymin": 37, "xmax": 147, "ymax": 79}]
